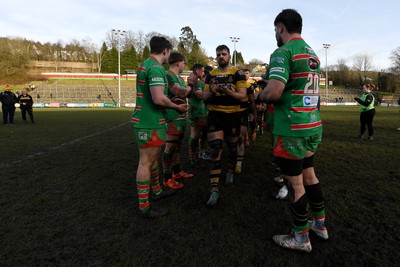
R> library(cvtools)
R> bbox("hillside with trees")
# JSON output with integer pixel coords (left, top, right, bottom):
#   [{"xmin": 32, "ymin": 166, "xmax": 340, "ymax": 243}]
[
  {"xmin": 0, "ymin": 27, "xmax": 211, "ymax": 84},
  {"xmin": 1, "ymin": 26, "xmax": 400, "ymax": 93}
]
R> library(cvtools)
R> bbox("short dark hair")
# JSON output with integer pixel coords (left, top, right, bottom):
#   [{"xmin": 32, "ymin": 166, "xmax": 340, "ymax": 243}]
[
  {"xmin": 216, "ymin": 44, "xmax": 230, "ymax": 54},
  {"xmin": 274, "ymin": 9, "xmax": 302, "ymax": 34},
  {"xmin": 204, "ymin": 65, "xmax": 213, "ymax": 76},
  {"xmin": 168, "ymin": 51, "xmax": 186, "ymax": 65},
  {"xmin": 191, "ymin": 63, "xmax": 204, "ymax": 72},
  {"xmin": 150, "ymin": 36, "xmax": 172, "ymax": 54}
]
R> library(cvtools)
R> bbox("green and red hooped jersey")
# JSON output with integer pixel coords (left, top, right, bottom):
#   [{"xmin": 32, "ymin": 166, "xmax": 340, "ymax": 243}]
[
  {"xmin": 131, "ymin": 56, "xmax": 168, "ymax": 129},
  {"xmin": 267, "ymin": 38, "xmax": 323, "ymax": 137},
  {"xmin": 189, "ymin": 79, "xmax": 208, "ymax": 119},
  {"xmin": 165, "ymin": 70, "xmax": 187, "ymax": 122}
]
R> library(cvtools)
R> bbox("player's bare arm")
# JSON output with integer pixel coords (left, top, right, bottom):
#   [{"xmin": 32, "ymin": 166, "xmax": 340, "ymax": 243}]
[
  {"xmin": 193, "ymin": 90, "xmax": 203, "ymax": 99},
  {"xmin": 169, "ymin": 83, "xmax": 191, "ymax": 98},
  {"xmin": 150, "ymin": 86, "xmax": 189, "ymax": 112},
  {"xmin": 259, "ymin": 79, "xmax": 285, "ymax": 103},
  {"xmin": 224, "ymin": 86, "xmax": 247, "ymax": 101}
]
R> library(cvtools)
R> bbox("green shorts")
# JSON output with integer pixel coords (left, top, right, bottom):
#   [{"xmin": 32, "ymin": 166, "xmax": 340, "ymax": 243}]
[
  {"xmin": 189, "ymin": 117, "xmax": 208, "ymax": 127},
  {"xmin": 166, "ymin": 119, "xmax": 186, "ymax": 136},
  {"xmin": 133, "ymin": 128, "xmax": 166, "ymax": 148},
  {"xmin": 273, "ymin": 134, "xmax": 322, "ymax": 160}
]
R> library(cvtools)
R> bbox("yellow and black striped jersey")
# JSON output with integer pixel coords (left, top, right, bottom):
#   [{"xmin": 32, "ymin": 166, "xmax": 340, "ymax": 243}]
[{"xmin": 205, "ymin": 66, "xmax": 247, "ymax": 113}]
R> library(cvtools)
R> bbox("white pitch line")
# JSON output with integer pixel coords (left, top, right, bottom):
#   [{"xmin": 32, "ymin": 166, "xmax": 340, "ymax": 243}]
[{"xmin": 0, "ymin": 122, "xmax": 129, "ymax": 169}]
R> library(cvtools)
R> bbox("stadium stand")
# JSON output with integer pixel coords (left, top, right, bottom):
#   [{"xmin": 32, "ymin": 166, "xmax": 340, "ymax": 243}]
[
  {"xmin": 325, "ymin": 88, "xmax": 359, "ymax": 103},
  {"xmin": 33, "ymin": 84, "xmax": 136, "ymax": 106}
]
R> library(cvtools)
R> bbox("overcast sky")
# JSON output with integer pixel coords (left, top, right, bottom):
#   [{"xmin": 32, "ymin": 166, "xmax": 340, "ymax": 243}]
[{"xmin": 2, "ymin": 0, "xmax": 399, "ymax": 70}]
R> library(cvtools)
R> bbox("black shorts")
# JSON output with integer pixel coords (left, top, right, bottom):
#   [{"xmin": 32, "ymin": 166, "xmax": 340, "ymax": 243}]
[{"xmin": 207, "ymin": 110, "xmax": 241, "ymax": 137}]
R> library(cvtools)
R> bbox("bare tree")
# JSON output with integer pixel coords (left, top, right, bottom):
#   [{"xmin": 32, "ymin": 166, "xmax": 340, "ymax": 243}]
[
  {"xmin": 0, "ymin": 38, "xmax": 30, "ymax": 76},
  {"xmin": 248, "ymin": 58, "xmax": 264, "ymax": 72},
  {"xmin": 66, "ymin": 39, "xmax": 86, "ymax": 61},
  {"xmin": 353, "ymin": 53, "xmax": 373, "ymax": 85},
  {"xmin": 134, "ymin": 30, "xmax": 146, "ymax": 57},
  {"xmin": 145, "ymin": 32, "xmax": 178, "ymax": 50},
  {"xmin": 332, "ymin": 58, "xmax": 350, "ymax": 87},
  {"xmin": 81, "ymin": 38, "xmax": 98, "ymax": 72},
  {"xmin": 122, "ymin": 30, "xmax": 136, "ymax": 51},
  {"xmin": 390, "ymin": 46, "xmax": 400, "ymax": 75},
  {"xmin": 105, "ymin": 30, "xmax": 118, "ymax": 50}
]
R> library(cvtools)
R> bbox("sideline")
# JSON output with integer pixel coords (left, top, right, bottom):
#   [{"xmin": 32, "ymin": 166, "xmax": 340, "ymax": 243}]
[{"xmin": 0, "ymin": 122, "xmax": 129, "ymax": 169}]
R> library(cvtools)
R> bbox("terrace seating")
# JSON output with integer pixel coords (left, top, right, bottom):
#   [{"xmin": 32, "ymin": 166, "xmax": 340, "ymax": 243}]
[
  {"xmin": 33, "ymin": 85, "xmax": 135, "ymax": 106},
  {"xmin": 322, "ymin": 88, "xmax": 360, "ymax": 103}
]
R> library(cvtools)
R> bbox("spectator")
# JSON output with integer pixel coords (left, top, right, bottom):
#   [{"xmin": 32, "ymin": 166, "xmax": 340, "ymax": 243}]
[
  {"xmin": 354, "ymin": 83, "xmax": 376, "ymax": 140},
  {"xmin": 17, "ymin": 89, "xmax": 35, "ymax": 124},
  {"xmin": 0, "ymin": 85, "xmax": 18, "ymax": 125}
]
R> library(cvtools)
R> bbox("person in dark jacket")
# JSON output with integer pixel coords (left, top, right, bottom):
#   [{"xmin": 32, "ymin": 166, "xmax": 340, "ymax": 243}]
[
  {"xmin": 17, "ymin": 89, "xmax": 35, "ymax": 123},
  {"xmin": 0, "ymin": 85, "xmax": 18, "ymax": 125}
]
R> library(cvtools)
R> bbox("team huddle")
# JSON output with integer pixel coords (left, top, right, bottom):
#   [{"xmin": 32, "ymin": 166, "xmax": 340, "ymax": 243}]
[{"xmin": 131, "ymin": 9, "xmax": 328, "ymax": 253}]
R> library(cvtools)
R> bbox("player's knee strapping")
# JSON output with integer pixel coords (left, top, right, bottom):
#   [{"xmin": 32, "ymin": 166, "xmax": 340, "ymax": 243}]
[
  {"xmin": 303, "ymin": 154, "xmax": 315, "ymax": 169},
  {"xmin": 277, "ymin": 157, "xmax": 303, "ymax": 176},
  {"xmin": 208, "ymin": 139, "xmax": 222, "ymax": 159}
]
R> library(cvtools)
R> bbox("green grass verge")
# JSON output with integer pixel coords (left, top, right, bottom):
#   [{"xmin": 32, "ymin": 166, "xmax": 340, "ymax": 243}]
[{"xmin": 0, "ymin": 106, "xmax": 399, "ymax": 266}]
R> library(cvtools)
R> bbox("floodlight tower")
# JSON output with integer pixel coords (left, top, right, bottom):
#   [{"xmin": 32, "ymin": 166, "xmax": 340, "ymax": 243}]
[
  {"xmin": 112, "ymin": 29, "xmax": 126, "ymax": 107},
  {"xmin": 230, "ymin": 36, "xmax": 240, "ymax": 66}
]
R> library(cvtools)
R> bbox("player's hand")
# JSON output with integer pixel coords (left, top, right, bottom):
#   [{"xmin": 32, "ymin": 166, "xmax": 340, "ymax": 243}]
[
  {"xmin": 210, "ymin": 82, "xmax": 218, "ymax": 94},
  {"xmin": 176, "ymin": 103, "xmax": 189, "ymax": 113},
  {"xmin": 217, "ymin": 84, "xmax": 228, "ymax": 94}
]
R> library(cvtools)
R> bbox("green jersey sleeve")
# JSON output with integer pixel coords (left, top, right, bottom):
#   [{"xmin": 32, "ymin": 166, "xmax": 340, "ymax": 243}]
[{"xmin": 268, "ymin": 48, "xmax": 291, "ymax": 84}]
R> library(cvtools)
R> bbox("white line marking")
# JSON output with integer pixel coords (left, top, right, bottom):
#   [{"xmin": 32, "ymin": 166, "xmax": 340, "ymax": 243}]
[{"xmin": 0, "ymin": 122, "xmax": 129, "ymax": 169}]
